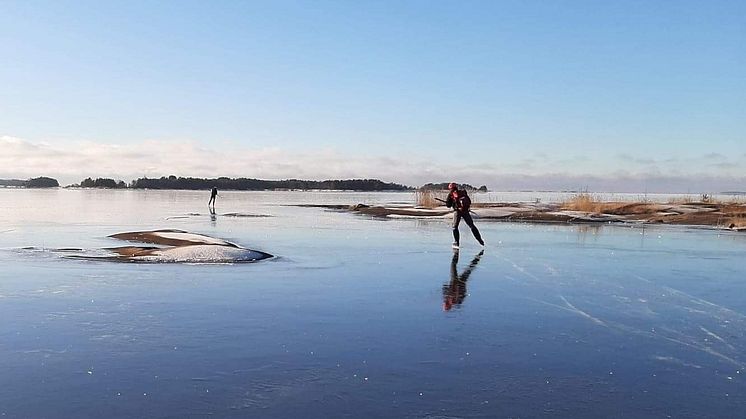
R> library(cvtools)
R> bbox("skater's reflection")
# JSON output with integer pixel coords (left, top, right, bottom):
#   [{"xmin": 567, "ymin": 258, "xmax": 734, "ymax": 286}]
[
  {"xmin": 209, "ymin": 206, "xmax": 217, "ymax": 226},
  {"xmin": 443, "ymin": 250, "xmax": 484, "ymax": 311}
]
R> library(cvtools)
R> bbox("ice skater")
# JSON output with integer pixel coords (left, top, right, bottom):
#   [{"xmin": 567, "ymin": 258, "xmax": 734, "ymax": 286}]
[
  {"xmin": 208, "ymin": 187, "xmax": 218, "ymax": 209},
  {"xmin": 445, "ymin": 182, "xmax": 484, "ymax": 249}
]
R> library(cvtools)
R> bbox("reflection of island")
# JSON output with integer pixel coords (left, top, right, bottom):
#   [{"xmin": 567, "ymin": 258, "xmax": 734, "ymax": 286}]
[{"xmin": 443, "ymin": 250, "xmax": 484, "ymax": 311}]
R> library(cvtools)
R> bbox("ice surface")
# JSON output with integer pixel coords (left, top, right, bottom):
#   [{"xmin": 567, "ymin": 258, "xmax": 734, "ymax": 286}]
[{"xmin": 1, "ymin": 189, "xmax": 745, "ymax": 418}]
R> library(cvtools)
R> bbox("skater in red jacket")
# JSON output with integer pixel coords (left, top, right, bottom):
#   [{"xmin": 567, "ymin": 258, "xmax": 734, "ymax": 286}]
[{"xmin": 445, "ymin": 182, "xmax": 484, "ymax": 249}]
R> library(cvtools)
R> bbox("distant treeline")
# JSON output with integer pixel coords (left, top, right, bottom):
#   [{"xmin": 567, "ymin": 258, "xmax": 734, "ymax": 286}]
[
  {"xmin": 2, "ymin": 176, "xmax": 490, "ymax": 192},
  {"xmin": 131, "ymin": 176, "xmax": 412, "ymax": 191},
  {"xmin": 73, "ymin": 176, "xmax": 413, "ymax": 191},
  {"xmin": 419, "ymin": 182, "xmax": 488, "ymax": 192},
  {"xmin": 0, "ymin": 177, "xmax": 59, "ymax": 188},
  {"xmin": 79, "ymin": 177, "xmax": 128, "ymax": 188}
]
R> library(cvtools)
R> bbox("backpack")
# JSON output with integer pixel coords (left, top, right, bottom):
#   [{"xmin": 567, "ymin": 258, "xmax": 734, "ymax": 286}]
[{"xmin": 457, "ymin": 190, "xmax": 471, "ymax": 211}]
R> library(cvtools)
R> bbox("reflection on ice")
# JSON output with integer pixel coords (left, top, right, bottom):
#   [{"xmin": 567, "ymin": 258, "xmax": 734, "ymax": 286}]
[
  {"xmin": 165, "ymin": 212, "xmax": 271, "ymax": 220},
  {"xmin": 443, "ymin": 250, "xmax": 483, "ymax": 311}
]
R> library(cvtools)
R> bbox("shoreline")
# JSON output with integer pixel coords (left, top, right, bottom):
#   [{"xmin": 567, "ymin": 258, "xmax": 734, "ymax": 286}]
[{"xmin": 310, "ymin": 201, "xmax": 746, "ymax": 232}]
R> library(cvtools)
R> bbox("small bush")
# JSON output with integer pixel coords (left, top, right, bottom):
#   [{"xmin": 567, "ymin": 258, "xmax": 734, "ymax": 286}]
[
  {"xmin": 561, "ymin": 193, "xmax": 605, "ymax": 213},
  {"xmin": 668, "ymin": 196, "xmax": 694, "ymax": 204},
  {"xmin": 415, "ymin": 189, "xmax": 444, "ymax": 208}
]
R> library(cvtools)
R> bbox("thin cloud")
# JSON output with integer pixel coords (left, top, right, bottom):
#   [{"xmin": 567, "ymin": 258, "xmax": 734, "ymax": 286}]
[
  {"xmin": 617, "ymin": 153, "xmax": 634, "ymax": 161},
  {"xmin": 1, "ymin": 135, "xmax": 744, "ymax": 192},
  {"xmin": 0, "ymin": 135, "xmax": 433, "ymax": 184},
  {"xmin": 709, "ymin": 162, "xmax": 739, "ymax": 170},
  {"xmin": 703, "ymin": 153, "xmax": 726, "ymax": 161}
]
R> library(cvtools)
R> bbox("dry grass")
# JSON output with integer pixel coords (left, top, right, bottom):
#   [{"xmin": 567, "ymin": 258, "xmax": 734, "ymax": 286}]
[
  {"xmin": 561, "ymin": 193, "xmax": 607, "ymax": 213},
  {"xmin": 667, "ymin": 196, "xmax": 695, "ymax": 204},
  {"xmin": 667, "ymin": 194, "xmax": 715, "ymax": 204},
  {"xmin": 560, "ymin": 193, "xmax": 651, "ymax": 215},
  {"xmin": 668, "ymin": 194, "xmax": 746, "ymax": 205},
  {"xmin": 415, "ymin": 189, "xmax": 445, "ymax": 208}
]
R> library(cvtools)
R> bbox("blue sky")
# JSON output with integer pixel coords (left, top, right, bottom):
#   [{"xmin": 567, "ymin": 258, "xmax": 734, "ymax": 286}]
[{"xmin": 1, "ymin": 0, "xmax": 744, "ymax": 191}]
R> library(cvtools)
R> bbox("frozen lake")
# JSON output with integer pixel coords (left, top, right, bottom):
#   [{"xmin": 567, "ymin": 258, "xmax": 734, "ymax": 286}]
[{"xmin": 1, "ymin": 189, "xmax": 745, "ymax": 418}]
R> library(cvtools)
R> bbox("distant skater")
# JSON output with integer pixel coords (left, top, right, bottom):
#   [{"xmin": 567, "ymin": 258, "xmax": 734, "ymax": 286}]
[
  {"xmin": 446, "ymin": 182, "xmax": 484, "ymax": 249},
  {"xmin": 208, "ymin": 187, "xmax": 218, "ymax": 209}
]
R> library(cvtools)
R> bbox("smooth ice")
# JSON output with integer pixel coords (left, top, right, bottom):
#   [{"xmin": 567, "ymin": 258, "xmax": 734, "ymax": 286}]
[{"xmin": 1, "ymin": 189, "xmax": 746, "ymax": 418}]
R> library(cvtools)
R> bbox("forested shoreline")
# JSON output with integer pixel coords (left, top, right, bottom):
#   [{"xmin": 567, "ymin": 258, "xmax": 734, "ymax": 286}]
[
  {"xmin": 2, "ymin": 176, "xmax": 493, "ymax": 191},
  {"xmin": 129, "ymin": 176, "xmax": 412, "ymax": 191},
  {"xmin": 0, "ymin": 177, "xmax": 59, "ymax": 188},
  {"xmin": 71, "ymin": 176, "xmax": 413, "ymax": 191}
]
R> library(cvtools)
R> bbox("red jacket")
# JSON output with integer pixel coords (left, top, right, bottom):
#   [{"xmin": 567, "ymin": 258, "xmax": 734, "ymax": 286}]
[{"xmin": 445, "ymin": 189, "xmax": 471, "ymax": 213}]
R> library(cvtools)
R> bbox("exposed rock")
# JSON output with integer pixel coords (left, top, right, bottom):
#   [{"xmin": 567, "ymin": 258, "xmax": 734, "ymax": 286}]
[
  {"xmin": 57, "ymin": 229, "xmax": 274, "ymax": 263},
  {"xmin": 297, "ymin": 202, "xmax": 746, "ymax": 231}
]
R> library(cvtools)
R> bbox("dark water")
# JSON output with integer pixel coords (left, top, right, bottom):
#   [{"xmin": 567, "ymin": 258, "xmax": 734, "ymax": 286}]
[{"xmin": 1, "ymin": 190, "xmax": 745, "ymax": 418}]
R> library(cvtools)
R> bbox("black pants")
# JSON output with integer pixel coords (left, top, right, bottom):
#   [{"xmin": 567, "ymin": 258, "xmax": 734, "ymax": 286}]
[{"xmin": 452, "ymin": 211, "xmax": 484, "ymax": 245}]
